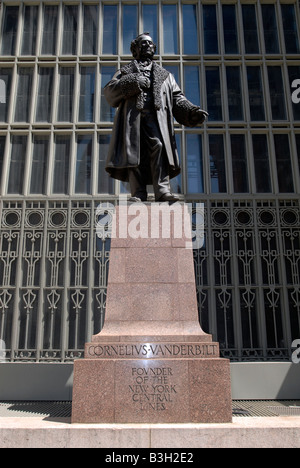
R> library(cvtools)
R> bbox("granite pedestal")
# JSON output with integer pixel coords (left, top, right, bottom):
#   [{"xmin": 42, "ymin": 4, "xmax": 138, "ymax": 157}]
[{"xmin": 72, "ymin": 203, "xmax": 232, "ymax": 423}]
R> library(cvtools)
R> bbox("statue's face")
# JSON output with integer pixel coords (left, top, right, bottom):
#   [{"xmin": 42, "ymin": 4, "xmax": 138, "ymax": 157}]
[{"xmin": 135, "ymin": 35, "xmax": 155, "ymax": 60}]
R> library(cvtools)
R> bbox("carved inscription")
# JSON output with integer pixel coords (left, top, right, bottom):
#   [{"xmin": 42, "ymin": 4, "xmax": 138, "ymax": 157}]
[
  {"xmin": 129, "ymin": 366, "xmax": 176, "ymax": 411},
  {"xmin": 86, "ymin": 342, "xmax": 219, "ymax": 359}
]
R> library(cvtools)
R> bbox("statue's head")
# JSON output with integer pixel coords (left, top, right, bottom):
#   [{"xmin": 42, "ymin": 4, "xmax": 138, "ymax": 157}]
[{"xmin": 130, "ymin": 33, "xmax": 156, "ymax": 60}]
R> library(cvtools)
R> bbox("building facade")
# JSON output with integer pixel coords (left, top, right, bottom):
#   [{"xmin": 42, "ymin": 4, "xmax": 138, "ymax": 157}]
[{"xmin": 0, "ymin": 0, "xmax": 299, "ymax": 382}]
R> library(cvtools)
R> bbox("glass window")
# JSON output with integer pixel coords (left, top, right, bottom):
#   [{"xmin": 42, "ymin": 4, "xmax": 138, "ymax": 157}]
[
  {"xmin": 21, "ymin": 6, "xmax": 38, "ymax": 56},
  {"xmin": 186, "ymin": 134, "xmax": 203, "ymax": 193},
  {"xmin": 281, "ymin": 4, "xmax": 300, "ymax": 54},
  {"xmin": 222, "ymin": 5, "xmax": 239, "ymax": 54},
  {"xmin": 289, "ymin": 66, "xmax": 300, "ymax": 121},
  {"xmin": 274, "ymin": 134, "xmax": 294, "ymax": 193},
  {"xmin": 261, "ymin": 4, "xmax": 279, "ymax": 54},
  {"xmin": 247, "ymin": 67, "xmax": 265, "ymax": 121},
  {"xmin": 206, "ymin": 67, "xmax": 222, "ymax": 121},
  {"xmin": 267, "ymin": 67, "xmax": 286, "ymax": 121},
  {"xmin": 0, "ymin": 136, "xmax": 6, "ymax": 186},
  {"xmin": 8, "ymin": 135, "xmax": 27, "ymax": 194},
  {"xmin": 163, "ymin": 4, "xmax": 178, "ymax": 54},
  {"xmin": 100, "ymin": 66, "xmax": 116, "ymax": 122},
  {"xmin": 36, "ymin": 67, "xmax": 54, "ymax": 122},
  {"xmin": 75, "ymin": 136, "xmax": 93, "ymax": 194},
  {"xmin": 82, "ymin": 5, "xmax": 98, "ymax": 55},
  {"xmin": 62, "ymin": 5, "xmax": 78, "ymax": 55},
  {"xmin": 203, "ymin": 5, "xmax": 218, "ymax": 54},
  {"xmin": 98, "ymin": 135, "xmax": 114, "ymax": 194},
  {"xmin": 52, "ymin": 135, "xmax": 71, "ymax": 194},
  {"xmin": 226, "ymin": 67, "xmax": 243, "ymax": 121},
  {"xmin": 163, "ymin": 65, "xmax": 179, "ymax": 85},
  {"xmin": 1, "ymin": 6, "xmax": 19, "ymax": 55},
  {"xmin": 41, "ymin": 5, "xmax": 58, "ymax": 55},
  {"xmin": 57, "ymin": 68, "xmax": 75, "ymax": 122},
  {"xmin": 252, "ymin": 134, "xmax": 271, "ymax": 193},
  {"xmin": 30, "ymin": 136, "xmax": 49, "ymax": 194},
  {"xmin": 184, "ymin": 66, "xmax": 200, "ymax": 106},
  {"xmin": 182, "ymin": 4, "xmax": 199, "ymax": 55},
  {"xmin": 231, "ymin": 135, "xmax": 249, "ymax": 193},
  {"xmin": 15, "ymin": 68, "xmax": 33, "ymax": 122},
  {"xmin": 79, "ymin": 67, "xmax": 95, "ymax": 122},
  {"xmin": 102, "ymin": 5, "xmax": 118, "ymax": 55},
  {"xmin": 0, "ymin": 68, "xmax": 12, "ymax": 122},
  {"xmin": 143, "ymin": 5, "xmax": 158, "ymax": 51},
  {"xmin": 209, "ymin": 135, "xmax": 226, "ymax": 193},
  {"xmin": 242, "ymin": 5, "xmax": 259, "ymax": 54},
  {"xmin": 122, "ymin": 5, "xmax": 137, "ymax": 55}
]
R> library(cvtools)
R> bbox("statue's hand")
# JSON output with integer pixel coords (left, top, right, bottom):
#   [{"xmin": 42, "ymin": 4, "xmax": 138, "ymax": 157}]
[
  {"xmin": 190, "ymin": 108, "xmax": 209, "ymax": 125},
  {"xmin": 138, "ymin": 75, "xmax": 151, "ymax": 90}
]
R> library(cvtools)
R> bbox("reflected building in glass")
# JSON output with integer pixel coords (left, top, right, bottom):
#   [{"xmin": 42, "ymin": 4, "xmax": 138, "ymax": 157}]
[{"xmin": 0, "ymin": 0, "xmax": 300, "ymax": 369}]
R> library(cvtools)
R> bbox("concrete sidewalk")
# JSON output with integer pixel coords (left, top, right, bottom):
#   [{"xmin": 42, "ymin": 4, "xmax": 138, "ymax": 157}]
[{"xmin": 1, "ymin": 416, "xmax": 300, "ymax": 448}]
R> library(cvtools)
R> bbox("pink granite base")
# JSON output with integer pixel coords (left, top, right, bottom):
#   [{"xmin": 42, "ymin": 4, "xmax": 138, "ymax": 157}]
[
  {"xmin": 72, "ymin": 204, "xmax": 232, "ymax": 424},
  {"xmin": 71, "ymin": 357, "xmax": 232, "ymax": 424}
]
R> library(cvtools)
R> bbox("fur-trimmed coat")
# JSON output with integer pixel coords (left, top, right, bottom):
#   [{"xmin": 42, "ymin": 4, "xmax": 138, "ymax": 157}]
[{"xmin": 104, "ymin": 60, "xmax": 200, "ymax": 183}]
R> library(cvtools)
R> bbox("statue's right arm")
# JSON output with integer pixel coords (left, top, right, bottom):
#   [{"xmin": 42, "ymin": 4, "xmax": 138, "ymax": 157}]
[{"xmin": 104, "ymin": 71, "xmax": 142, "ymax": 108}]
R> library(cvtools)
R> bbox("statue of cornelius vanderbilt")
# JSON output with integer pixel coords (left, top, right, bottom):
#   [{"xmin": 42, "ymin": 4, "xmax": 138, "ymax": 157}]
[{"xmin": 104, "ymin": 33, "xmax": 208, "ymax": 203}]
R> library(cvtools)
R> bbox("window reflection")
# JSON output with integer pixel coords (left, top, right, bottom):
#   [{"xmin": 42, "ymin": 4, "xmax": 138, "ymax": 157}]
[
  {"xmin": 209, "ymin": 135, "xmax": 226, "ymax": 193},
  {"xmin": 261, "ymin": 4, "xmax": 279, "ymax": 54},
  {"xmin": 274, "ymin": 134, "xmax": 294, "ymax": 193},
  {"xmin": 21, "ymin": 6, "xmax": 38, "ymax": 56},
  {"xmin": 100, "ymin": 66, "xmax": 116, "ymax": 122},
  {"xmin": 183, "ymin": 4, "xmax": 199, "ymax": 55},
  {"xmin": 203, "ymin": 5, "xmax": 218, "ymax": 54},
  {"xmin": 1, "ymin": 6, "xmax": 19, "ymax": 56},
  {"xmin": 163, "ymin": 5, "xmax": 178, "ymax": 54},
  {"xmin": 187, "ymin": 134, "xmax": 203, "ymax": 194},
  {"xmin": 79, "ymin": 67, "xmax": 95, "ymax": 122},
  {"xmin": 15, "ymin": 68, "xmax": 33, "ymax": 122},
  {"xmin": 267, "ymin": 67, "xmax": 286, "ymax": 121},
  {"xmin": 57, "ymin": 68, "xmax": 75, "ymax": 122},
  {"xmin": 281, "ymin": 4, "xmax": 299, "ymax": 54},
  {"xmin": 82, "ymin": 5, "xmax": 98, "ymax": 55},
  {"xmin": 0, "ymin": 68, "xmax": 12, "ymax": 122},
  {"xmin": 41, "ymin": 5, "xmax": 58, "ymax": 55},
  {"xmin": 98, "ymin": 135, "xmax": 114, "ymax": 194},
  {"xmin": 36, "ymin": 67, "xmax": 54, "ymax": 122},
  {"xmin": 102, "ymin": 5, "xmax": 118, "ymax": 55},
  {"xmin": 53, "ymin": 135, "xmax": 71, "ymax": 195},
  {"xmin": 231, "ymin": 135, "xmax": 249, "ymax": 193},
  {"xmin": 8, "ymin": 135, "xmax": 27, "ymax": 194},
  {"xmin": 206, "ymin": 67, "xmax": 222, "ymax": 121},
  {"xmin": 247, "ymin": 67, "xmax": 265, "ymax": 121},
  {"xmin": 123, "ymin": 5, "xmax": 137, "ymax": 54},
  {"xmin": 223, "ymin": 5, "xmax": 239, "ymax": 54},
  {"xmin": 62, "ymin": 5, "xmax": 78, "ymax": 55},
  {"xmin": 252, "ymin": 134, "xmax": 271, "ymax": 193},
  {"xmin": 184, "ymin": 66, "xmax": 200, "ymax": 106},
  {"xmin": 143, "ymin": 5, "xmax": 158, "ymax": 52},
  {"xmin": 242, "ymin": 5, "xmax": 259, "ymax": 54},
  {"xmin": 226, "ymin": 67, "xmax": 243, "ymax": 121},
  {"xmin": 288, "ymin": 66, "xmax": 300, "ymax": 120},
  {"xmin": 75, "ymin": 136, "xmax": 92, "ymax": 194},
  {"xmin": 30, "ymin": 136, "xmax": 49, "ymax": 194}
]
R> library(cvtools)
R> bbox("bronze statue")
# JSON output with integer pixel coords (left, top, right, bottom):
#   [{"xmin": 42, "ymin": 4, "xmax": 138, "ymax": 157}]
[{"xmin": 104, "ymin": 33, "xmax": 208, "ymax": 202}]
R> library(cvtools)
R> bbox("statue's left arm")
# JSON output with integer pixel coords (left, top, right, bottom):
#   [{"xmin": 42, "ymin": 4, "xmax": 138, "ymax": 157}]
[{"xmin": 170, "ymin": 74, "xmax": 208, "ymax": 127}]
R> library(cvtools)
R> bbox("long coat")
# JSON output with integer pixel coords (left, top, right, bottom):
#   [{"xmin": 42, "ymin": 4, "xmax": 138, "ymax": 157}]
[{"xmin": 104, "ymin": 60, "xmax": 199, "ymax": 183}]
